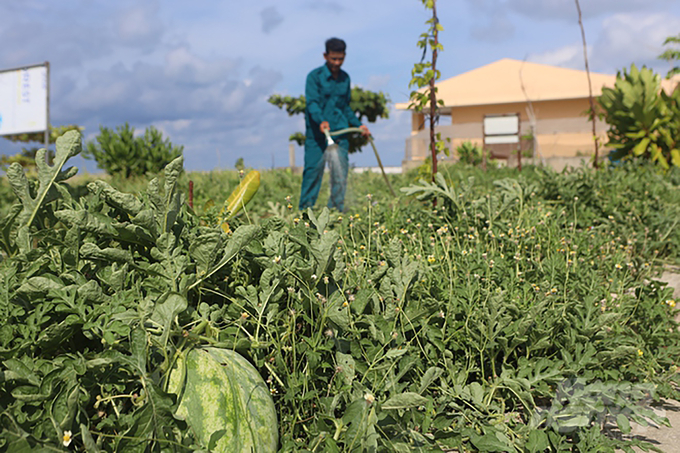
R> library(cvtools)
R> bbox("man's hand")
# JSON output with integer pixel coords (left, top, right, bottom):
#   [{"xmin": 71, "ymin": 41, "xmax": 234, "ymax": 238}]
[
  {"xmin": 320, "ymin": 121, "xmax": 330, "ymax": 133},
  {"xmin": 359, "ymin": 125, "xmax": 371, "ymax": 137}
]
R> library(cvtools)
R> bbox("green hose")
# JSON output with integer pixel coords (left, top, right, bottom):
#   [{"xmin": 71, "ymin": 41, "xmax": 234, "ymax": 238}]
[{"xmin": 327, "ymin": 127, "xmax": 396, "ymax": 198}]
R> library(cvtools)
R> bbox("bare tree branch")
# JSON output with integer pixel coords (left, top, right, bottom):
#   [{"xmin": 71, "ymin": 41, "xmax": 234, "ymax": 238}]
[{"xmin": 574, "ymin": 0, "xmax": 600, "ymax": 168}]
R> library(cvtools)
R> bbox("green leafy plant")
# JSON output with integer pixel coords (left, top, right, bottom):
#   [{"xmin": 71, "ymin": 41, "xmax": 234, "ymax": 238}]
[
  {"xmin": 598, "ymin": 64, "xmax": 680, "ymax": 169},
  {"xmin": 0, "ymin": 131, "xmax": 263, "ymax": 451},
  {"xmin": 456, "ymin": 140, "xmax": 483, "ymax": 166},
  {"xmin": 658, "ymin": 33, "xmax": 680, "ymax": 78},
  {"xmin": 0, "ymin": 147, "xmax": 55, "ymax": 172},
  {"xmin": 267, "ymin": 87, "xmax": 390, "ymax": 153},
  {"xmin": 1, "ymin": 125, "xmax": 83, "ymax": 172},
  {"xmin": 3, "ymin": 130, "xmax": 680, "ymax": 452},
  {"xmin": 83, "ymin": 122, "xmax": 184, "ymax": 178},
  {"xmin": 409, "ymin": 0, "xmax": 447, "ymax": 180},
  {"xmin": 1, "ymin": 124, "xmax": 82, "ymax": 147}
]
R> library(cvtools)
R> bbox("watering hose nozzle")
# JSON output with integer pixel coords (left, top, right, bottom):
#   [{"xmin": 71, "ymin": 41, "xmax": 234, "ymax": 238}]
[
  {"xmin": 324, "ymin": 129, "xmax": 339, "ymax": 153},
  {"xmin": 324, "ymin": 129, "xmax": 335, "ymax": 146}
]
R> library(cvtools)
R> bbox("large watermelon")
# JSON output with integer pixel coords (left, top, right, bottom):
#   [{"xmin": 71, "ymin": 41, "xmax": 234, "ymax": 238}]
[{"xmin": 167, "ymin": 347, "xmax": 278, "ymax": 452}]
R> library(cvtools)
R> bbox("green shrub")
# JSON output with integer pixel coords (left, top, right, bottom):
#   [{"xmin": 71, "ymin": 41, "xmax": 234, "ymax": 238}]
[
  {"xmin": 598, "ymin": 64, "xmax": 680, "ymax": 169},
  {"xmin": 84, "ymin": 122, "xmax": 183, "ymax": 178},
  {"xmin": 455, "ymin": 140, "xmax": 483, "ymax": 166},
  {"xmin": 267, "ymin": 87, "xmax": 390, "ymax": 153}
]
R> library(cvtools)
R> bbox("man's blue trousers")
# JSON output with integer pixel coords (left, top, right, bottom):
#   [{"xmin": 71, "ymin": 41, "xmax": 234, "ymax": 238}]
[{"xmin": 299, "ymin": 137, "xmax": 349, "ymax": 212}]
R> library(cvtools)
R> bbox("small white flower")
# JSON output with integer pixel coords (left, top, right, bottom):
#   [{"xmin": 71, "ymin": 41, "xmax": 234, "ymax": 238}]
[
  {"xmin": 311, "ymin": 274, "xmax": 317, "ymax": 280},
  {"xmin": 62, "ymin": 430, "xmax": 73, "ymax": 447},
  {"xmin": 364, "ymin": 393, "xmax": 375, "ymax": 404},
  {"xmin": 273, "ymin": 255, "xmax": 282, "ymax": 264}
]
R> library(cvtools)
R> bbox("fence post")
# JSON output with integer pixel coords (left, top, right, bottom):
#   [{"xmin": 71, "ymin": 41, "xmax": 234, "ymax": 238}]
[{"xmin": 188, "ymin": 181, "xmax": 194, "ymax": 209}]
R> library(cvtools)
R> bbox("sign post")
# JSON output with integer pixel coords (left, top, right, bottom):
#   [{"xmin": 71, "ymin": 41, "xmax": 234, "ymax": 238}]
[
  {"xmin": 483, "ymin": 113, "xmax": 521, "ymax": 170},
  {"xmin": 45, "ymin": 62, "xmax": 50, "ymax": 153},
  {"xmin": 0, "ymin": 62, "xmax": 50, "ymax": 156}
]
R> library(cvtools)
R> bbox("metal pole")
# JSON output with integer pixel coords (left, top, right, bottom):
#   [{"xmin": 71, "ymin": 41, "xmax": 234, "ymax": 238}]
[
  {"xmin": 517, "ymin": 111, "xmax": 522, "ymax": 172},
  {"xmin": 482, "ymin": 117, "xmax": 487, "ymax": 171},
  {"xmin": 44, "ymin": 61, "xmax": 50, "ymax": 156}
]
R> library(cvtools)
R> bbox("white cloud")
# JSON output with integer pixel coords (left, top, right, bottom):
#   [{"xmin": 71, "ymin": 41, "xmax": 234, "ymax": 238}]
[
  {"xmin": 591, "ymin": 13, "xmax": 680, "ymax": 71},
  {"xmin": 58, "ymin": 45, "xmax": 281, "ymax": 139},
  {"xmin": 164, "ymin": 46, "xmax": 240, "ymax": 84},
  {"xmin": 156, "ymin": 119, "xmax": 193, "ymax": 132},
  {"xmin": 4, "ymin": 0, "xmax": 679, "ymax": 171},
  {"xmin": 528, "ymin": 44, "xmax": 584, "ymax": 69},
  {"xmin": 525, "ymin": 13, "xmax": 680, "ymax": 74},
  {"xmin": 115, "ymin": 2, "xmax": 164, "ymax": 50},
  {"xmin": 507, "ymin": 0, "xmax": 676, "ymax": 21}
]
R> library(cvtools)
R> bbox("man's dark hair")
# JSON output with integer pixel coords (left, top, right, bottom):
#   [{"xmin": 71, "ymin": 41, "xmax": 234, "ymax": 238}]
[{"xmin": 325, "ymin": 38, "xmax": 346, "ymax": 54}]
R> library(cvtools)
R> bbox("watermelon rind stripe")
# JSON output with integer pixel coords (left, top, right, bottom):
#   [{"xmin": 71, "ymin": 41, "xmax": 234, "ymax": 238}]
[{"xmin": 167, "ymin": 347, "xmax": 278, "ymax": 452}]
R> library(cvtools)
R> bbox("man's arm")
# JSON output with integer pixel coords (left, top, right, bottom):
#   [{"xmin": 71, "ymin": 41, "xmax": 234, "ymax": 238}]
[
  {"xmin": 305, "ymin": 71, "xmax": 326, "ymax": 131},
  {"xmin": 342, "ymin": 79, "xmax": 362, "ymax": 128},
  {"xmin": 342, "ymin": 79, "xmax": 370, "ymax": 136}
]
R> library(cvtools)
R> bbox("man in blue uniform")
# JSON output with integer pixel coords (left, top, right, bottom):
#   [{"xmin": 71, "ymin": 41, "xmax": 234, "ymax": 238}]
[{"xmin": 299, "ymin": 37, "xmax": 370, "ymax": 212}]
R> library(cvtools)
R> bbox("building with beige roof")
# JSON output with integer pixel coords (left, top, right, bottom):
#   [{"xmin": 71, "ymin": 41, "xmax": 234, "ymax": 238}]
[{"xmin": 396, "ymin": 58, "xmax": 679, "ymax": 170}]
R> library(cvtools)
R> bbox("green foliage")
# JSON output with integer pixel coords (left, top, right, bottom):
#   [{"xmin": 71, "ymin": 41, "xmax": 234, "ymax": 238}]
[
  {"xmin": 1, "ymin": 124, "xmax": 82, "ymax": 145},
  {"xmin": 2, "ymin": 135, "xmax": 680, "ymax": 452},
  {"xmin": 288, "ymin": 132, "xmax": 306, "ymax": 147},
  {"xmin": 456, "ymin": 140, "xmax": 483, "ymax": 166},
  {"xmin": 267, "ymin": 87, "xmax": 390, "ymax": 153},
  {"xmin": 234, "ymin": 157, "xmax": 245, "ymax": 171},
  {"xmin": 83, "ymin": 123, "xmax": 184, "ymax": 178},
  {"xmin": 5, "ymin": 131, "xmax": 80, "ymax": 250},
  {"xmin": 658, "ymin": 33, "xmax": 680, "ymax": 78},
  {"xmin": 408, "ymin": 0, "xmax": 444, "ymax": 113},
  {"xmin": 1, "ymin": 125, "xmax": 83, "ymax": 172},
  {"xmin": 0, "ymin": 147, "xmax": 54, "ymax": 171},
  {"xmin": 598, "ymin": 64, "xmax": 680, "ymax": 169},
  {"xmin": 0, "ymin": 132, "xmax": 259, "ymax": 451},
  {"xmin": 409, "ymin": 0, "xmax": 449, "ymax": 177}
]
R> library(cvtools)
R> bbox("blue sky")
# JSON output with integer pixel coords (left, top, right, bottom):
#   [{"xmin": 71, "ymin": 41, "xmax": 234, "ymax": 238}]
[{"xmin": 1, "ymin": 0, "xmax": 679, "ymax": 173}]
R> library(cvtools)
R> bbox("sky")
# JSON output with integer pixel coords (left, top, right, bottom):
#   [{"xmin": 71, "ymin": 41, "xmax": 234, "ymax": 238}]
[{"xmin": 1, "ymin": 0, "xmax": 679, "ymax": 173}]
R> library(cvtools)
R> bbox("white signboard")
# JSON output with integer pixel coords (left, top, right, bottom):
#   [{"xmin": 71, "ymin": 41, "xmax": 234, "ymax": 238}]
[
  {"xmin": 484, "ymin": 114, "xmax": 519, "ymax": 145},
  {"xmin": 0, "ymin": 65, "xmax": 48, "ymax": 136},
  {"xmin": 485, "ymin": 135, "xmax": 519, "ymax": 144}
]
